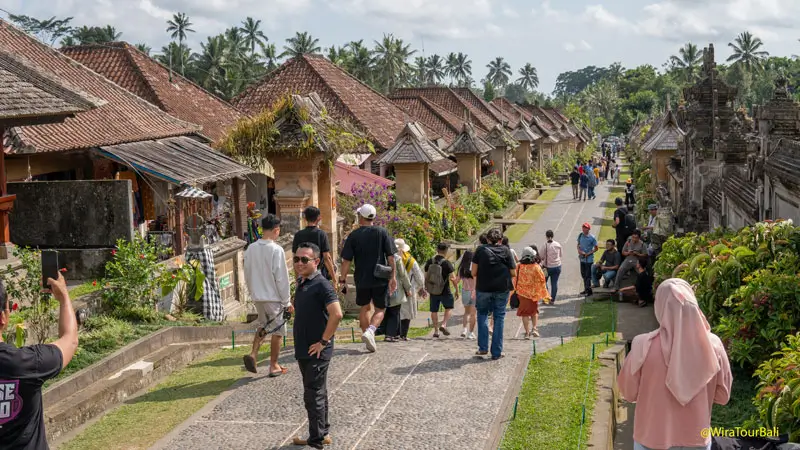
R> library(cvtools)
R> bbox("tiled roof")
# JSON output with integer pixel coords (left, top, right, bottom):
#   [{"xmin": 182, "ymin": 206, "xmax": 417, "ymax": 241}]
[
  {"xmin": 450, "ymin": 87, "xmax": 508, "ymax": 125},
  {"xmin": 0, "ymin": 20, "xmax": 199, "ymax": 153},
  {"xmin": 334, "ymin": 161, "xmax": 394, "ymax": 195},
  {"xmin": 62, "ymin": 42, "xmax": 242, "ymax": 142},
  {"xmin": 0, "ymin": 49, "xmax": 101, "ymax": 123},
  {"xmin": 723, "ymin": 169, "xmax": 758, "ymax": 221},
  {"xmin": 484, "ymin": 123, "xmax": 518, "ymax": 148},
  {"xmin": 390, "ymin": 87, "xmax": 498, "ymax": 132},
  {"xmin": 445, "ymin": 123, "xmax": 493, "ymax": 155},
  {"xmin": 378, "ymin": 122, "xmax": 447, "ymax": 164},
  {"xmin": 703, "ymin": 177, "xmax": 722, "ymax": 211},
  {"xmin": 765, "ymin": 139, "xmax": 800, "ymax": 192},
  {"xmin": 642, "ymin": 109, "xmax": 685, "ymax": 153},
  {"xmin": 232, "ymin": 55, "xmax": 429, "ymax": 150},
  {"xmin": 429, "ymin": 158, "xmax": 458, "ymax": 176},
  {"xmin": 490, "ymin": 98, "xmax": 533, "ymax": 127},
  {"xmin": 511, "ymin": 119, "xmax": 542, "ymax": 142},
  {"xmin": 391, "ymin": 96, "xmax": 461, "ymax": 144}
]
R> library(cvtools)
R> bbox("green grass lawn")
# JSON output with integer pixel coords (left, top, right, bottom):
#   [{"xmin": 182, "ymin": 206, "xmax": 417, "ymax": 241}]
[
  {"xmin": 68, "ymin": 281, "xmax": 102, "ymax": 299},
  {"xmin": 506, "ymin": 188, "xmax": 562, "ymax": 243},
  {"xmin": 501, "ymin": 301, "xmax": 617, "ymax": 450}
]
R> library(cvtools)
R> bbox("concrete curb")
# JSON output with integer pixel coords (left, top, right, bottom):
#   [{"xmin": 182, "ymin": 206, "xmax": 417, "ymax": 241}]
[{"xmin": 587, "ymin": 340, "xmax": 627, "ymax": 449}]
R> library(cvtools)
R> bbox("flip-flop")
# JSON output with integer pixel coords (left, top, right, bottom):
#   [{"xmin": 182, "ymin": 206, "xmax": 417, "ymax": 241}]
[
  {"xmin": 243, "ymin": 355, "xmax": 257, "ymax": 374},
  {"xmin": 268, "ymin": 366, "xmax": 288, "ymax": 377}
]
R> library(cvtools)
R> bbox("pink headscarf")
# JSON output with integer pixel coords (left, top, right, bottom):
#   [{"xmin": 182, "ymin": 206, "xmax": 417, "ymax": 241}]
[{"xmin": 626, "ymin": 278, "xmax": 721, "ymax": 406}]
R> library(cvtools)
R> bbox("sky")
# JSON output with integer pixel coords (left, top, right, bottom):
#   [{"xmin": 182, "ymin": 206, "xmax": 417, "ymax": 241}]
[{"xmin": 3, "ymin": 0, "xmax": 800, "ymax": 94}]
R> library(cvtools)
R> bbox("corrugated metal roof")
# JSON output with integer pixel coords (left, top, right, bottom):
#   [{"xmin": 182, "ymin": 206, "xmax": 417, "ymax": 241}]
[{"xmin": 98, "ymin": 136, "xmax": 256, "ymax": 186}]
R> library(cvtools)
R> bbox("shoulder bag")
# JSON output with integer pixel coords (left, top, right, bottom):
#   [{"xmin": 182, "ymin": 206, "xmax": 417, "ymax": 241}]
[
  {"xmin": 509, "ymin": 266, "xmax": 520, "ymax": 309},
  {"xmin": 373, "ymin": 230, "xmax": 393, "ymax": 280}
]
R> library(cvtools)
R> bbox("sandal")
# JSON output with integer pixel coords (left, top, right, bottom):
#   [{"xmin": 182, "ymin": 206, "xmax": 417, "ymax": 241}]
[
  {"xmin": 637, "ymin": 300, "xmax": 647, "ymax": 308},
  {"xmin": 268, "ymin": 366, "xmax": 288, "ymax": 377}
]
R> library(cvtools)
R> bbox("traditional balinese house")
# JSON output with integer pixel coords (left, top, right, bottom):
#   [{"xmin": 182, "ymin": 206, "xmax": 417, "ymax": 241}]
[
  {"xmin": 0, "ymin": 48, "xmax": 100, "ymax": 259},
  {"xmin": 231, "ymin": 54, "xmax": 447, "ymax": 178},
  {"xmin": 484, "ymin": 124, "xmax": 519, "ymax": 184},
  {"xmin": 641, "ymin": 102, "xmax": 685, "ymax": 186},
  {"xmin": 667, "ymin": 44, "xmax": 745, "ymax": 232},
  {"xmin": 446, "ymin": 122, "xmax": 493, "ymax": 192},
  {"xmin": 60, "ymin": 43, "xmax": 273, "ymax": 217},
  {"xmin": 389, "ymin": 87, "xmax": 500, "ymax": 134},
  {"xmin": 377, "ymin": 122, "xmax": 451, "ymax": 207},
  {"xmin": 511, "ymin": 118, "xmax": 542, "ymax": 172},
  {"xmin": 752, "ymin": 78, "xmax": 800, "ymax": 224},
  {"xmin": 490, "ymin": 97, "xmax": 533, "ymax": 129}
]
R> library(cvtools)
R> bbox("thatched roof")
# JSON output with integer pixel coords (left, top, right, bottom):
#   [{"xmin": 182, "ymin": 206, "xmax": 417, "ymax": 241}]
[
  {"xmin": 446, "ymin": 122, "xmax": 493, "ymax": 155},
  {"xmin": 378, "ymin": 122, "xmax": 448, "ymax": 164}
]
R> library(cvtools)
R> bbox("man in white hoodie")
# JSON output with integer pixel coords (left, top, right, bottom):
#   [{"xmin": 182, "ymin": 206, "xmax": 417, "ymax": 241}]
[{"xmin": 243, "ymin": 214, "xmax": 293, "ymax": 376}]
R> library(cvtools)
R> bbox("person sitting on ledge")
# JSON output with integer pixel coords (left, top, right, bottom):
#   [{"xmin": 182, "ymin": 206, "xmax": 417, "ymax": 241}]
[{"xmin": 617, "ymin": 256, "xmax": 654, "ymax": 307}]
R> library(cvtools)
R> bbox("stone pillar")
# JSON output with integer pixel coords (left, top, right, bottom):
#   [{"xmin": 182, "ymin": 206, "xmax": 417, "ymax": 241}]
[
  {"xmin": 271, "ymin": 157, "xmax": 316, "ymax": 236},
  {"xmin": 490, "ymin": 147, "xmax": 508, "ymax": 184},
  {"xmin": 456, "ymin": 154, "xmax": 480, "ymax": 192},
  {"xmin": 231, "ymin": 178, "xmax": 248, "ymax": 241},
  {"xmin": 315, "ymin": 160, "xmax": 339, "ymax": 258},
  {"xmin": 515, "ymin": 141, "xmax": 532, "ymax": 172},
  {"xmin": 394, "ymin": 162, "xmax": 427, "ymax": 206},
  {"xmin": 274, "ymin": 185, "xmax": 310, "ymax": 236}
]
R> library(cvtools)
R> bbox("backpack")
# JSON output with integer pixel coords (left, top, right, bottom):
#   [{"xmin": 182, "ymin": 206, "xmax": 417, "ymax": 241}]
[
  {"xmin": 624, "ymin": 211, "xmax": 637, "ymax": 233},
  {"xmin": 425, "ymin": 258, "xmax": 447, "ymax": 295}
]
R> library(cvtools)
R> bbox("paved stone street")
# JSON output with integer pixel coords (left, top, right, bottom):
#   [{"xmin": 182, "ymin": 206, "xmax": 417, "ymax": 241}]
[{"xmin": 153, "ymin": 175, "xmax": 620, "ymax": 450}]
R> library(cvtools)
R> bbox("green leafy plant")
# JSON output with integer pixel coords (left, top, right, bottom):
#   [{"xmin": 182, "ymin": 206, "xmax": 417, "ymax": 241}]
[
  {"xmin": 160, "ymin": 260, "xmax": 206, "ymax": 317},
  {"xmin": 752, "ymin": 332, "xmax": 800, "ymax": 442},
  {"xmin": 101, "ymin": 236, "xmax": 167, "ymax": 321},
  {"xmin": 0, "ymin": 247, "xmax": 58, "ymax": 344}
]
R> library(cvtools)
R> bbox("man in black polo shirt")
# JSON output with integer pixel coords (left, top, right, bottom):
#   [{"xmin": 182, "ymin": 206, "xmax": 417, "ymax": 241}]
[
  {"xmin": 293, "ymin": 206, "xmax": 338, "ymax": 290},
  {"xmin": 291, "ymin": 243, "xmax": 343, "ymax": 449},
  {"xmin": 612, "ymin": 197, "xmax": 631, "ymax": 251},
  {"xmin": 339, "ymin": 204, "xmax": 397, "ymax": 353},
  {"xmin": 0, "ymin": 274, "xmax": 79, "ymax": 450}
]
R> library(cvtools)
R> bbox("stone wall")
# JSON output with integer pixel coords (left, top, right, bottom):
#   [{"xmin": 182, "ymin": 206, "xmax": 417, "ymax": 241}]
[{"xmin": 8, "ymin": 180, "xmax": 134, "ymax": 248}]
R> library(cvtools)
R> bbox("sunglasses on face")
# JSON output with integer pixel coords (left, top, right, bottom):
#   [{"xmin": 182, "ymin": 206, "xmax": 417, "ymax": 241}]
[{"xmin": 293, "ymin": 256, "xmax": 316, "ymax": 264}]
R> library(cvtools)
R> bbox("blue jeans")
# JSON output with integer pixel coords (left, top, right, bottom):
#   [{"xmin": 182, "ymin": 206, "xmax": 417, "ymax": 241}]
[
  {"xmin": 588, "ymin": 186, "xmax": 595, "ymax": 199},
  {"xmin": 546, "ymin": 266, "xmax": 561, "ymax": 302},
  {"xmin": 476, "ymin": 291, "xmax": 508, "ymax": 358},
  {"xmin": 591, "ymin": 265, "xmax": 617, "ymax": 287}
]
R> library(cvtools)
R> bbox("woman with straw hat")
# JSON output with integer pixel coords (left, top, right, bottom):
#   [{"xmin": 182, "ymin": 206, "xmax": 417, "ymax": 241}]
[{"xmin": 396, "ymin": 238, "xmax": 426, "ymax": 341}]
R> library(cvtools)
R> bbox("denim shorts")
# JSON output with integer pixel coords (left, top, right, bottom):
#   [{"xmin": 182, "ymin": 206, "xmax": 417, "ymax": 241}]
[{"xmin": 461, "ymin": 289, "xmax": 476, "ymax": 307}]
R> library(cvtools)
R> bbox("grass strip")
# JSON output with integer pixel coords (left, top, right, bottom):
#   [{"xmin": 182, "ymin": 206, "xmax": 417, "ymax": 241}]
[
  {"xmin": 68, "ymin": 281, "xmax": 102, "ymax": 299},
  {"xmin": 60, "ymin": 326, "xmax": 431, "ymax": 450},
  {"xmin": 500, "ymin": 301, "xmax": 616, "ymax": 450},
  {"xmin": 506, "ymin": 188, "xmax": 562, "ymax": 243}
]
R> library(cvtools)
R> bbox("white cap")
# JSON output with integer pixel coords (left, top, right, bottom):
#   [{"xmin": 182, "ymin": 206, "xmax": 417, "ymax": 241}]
[{"xmin": 356, "ymin": 203, "xmax": 377, "ymax": 220}]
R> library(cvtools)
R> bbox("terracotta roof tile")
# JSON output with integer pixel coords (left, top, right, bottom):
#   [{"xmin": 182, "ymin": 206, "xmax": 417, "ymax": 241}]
[
  {"xmin": 391, "ymin": 96, "xmax": 486, "ymax": 145},
  {"xmin": 0, "ymin": 49, "xmax": 100, "ymax": 122},
  {"xmin": 450, "ymin": 87, "xmax": 508, "ymax": 125},
  {"xmin": 0, "ymin": 20, "xmax": 199, "ymax": 153},
  {"xmin": 490, "ymin": 98, "xmax": 534, "ymax": 128},
  {"xmin": 390, "ymin": 87, "xmax": 498, "ymax": 132},
  {"xmin": 232, "ymin": 55, "xmax": 427, "ymax": 150},
  {"xmin": 62, "ymin": 42, "xmax": 242, "ymax": 143}
]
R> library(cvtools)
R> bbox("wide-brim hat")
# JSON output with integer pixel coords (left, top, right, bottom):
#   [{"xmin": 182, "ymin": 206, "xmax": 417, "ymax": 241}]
[{"xmin": 394, "ymin": 238, "xmax": 410, "ymax": 253}]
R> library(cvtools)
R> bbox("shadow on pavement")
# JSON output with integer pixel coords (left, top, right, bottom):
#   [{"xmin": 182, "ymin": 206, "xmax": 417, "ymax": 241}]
[{"xmin": 390, "ymin": 357, "xmax": 485, "ymax": 375}]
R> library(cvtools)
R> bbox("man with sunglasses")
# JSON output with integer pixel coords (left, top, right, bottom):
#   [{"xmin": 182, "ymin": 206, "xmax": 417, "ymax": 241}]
[
  {"xmin": 291, "ymin": 242, "xmax": 343, "ymax": 449},
  {"xmin": 243, "ymin": 214, "xmax": 293, "ymax": 376}
]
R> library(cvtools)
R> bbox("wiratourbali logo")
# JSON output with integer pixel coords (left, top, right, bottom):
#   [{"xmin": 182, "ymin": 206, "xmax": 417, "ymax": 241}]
[{"xmin": 0, "ymin": 380, "xmax": 23, "ymax": 425}]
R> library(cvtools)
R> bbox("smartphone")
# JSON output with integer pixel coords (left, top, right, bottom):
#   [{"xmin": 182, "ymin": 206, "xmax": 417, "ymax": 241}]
[{"xmin": 41, "ymin": 250, "xmax": 59, "ymax": 289}]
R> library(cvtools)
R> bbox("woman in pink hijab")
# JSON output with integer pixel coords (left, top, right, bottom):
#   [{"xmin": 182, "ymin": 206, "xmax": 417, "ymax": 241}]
[{"xmin": 618, "ymin": 278, "xmax": 733, "ymax": 450}]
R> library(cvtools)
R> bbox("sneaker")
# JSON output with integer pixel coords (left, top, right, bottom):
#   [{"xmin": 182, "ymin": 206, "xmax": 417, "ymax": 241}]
[
  {"xmin": 461, "ymin": 329, "xmax": 467, "ymax": 338},
  {"xmin": 468, "ymin": 332, "xmax": 476, "ymax": 340},
  {"xmin": 532, "ymin": 329, "xmax": 540, "ymax": 337},
  {"xmin": 293, "ymin": 436, "xmax": 332, "ymax": 446},
  {"xmin": 439, "ymin": 326, "xmax": 451, "ymax": 336},
  {"xmin": 361, "ymin": 329, "xmax": 377, "ymax": 353}
]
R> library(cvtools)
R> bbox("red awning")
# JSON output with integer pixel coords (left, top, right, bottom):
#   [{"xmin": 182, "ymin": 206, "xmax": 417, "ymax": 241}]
[{"xmin": 334, "ymin": 161, "xmax": 394, "ymax": 195}]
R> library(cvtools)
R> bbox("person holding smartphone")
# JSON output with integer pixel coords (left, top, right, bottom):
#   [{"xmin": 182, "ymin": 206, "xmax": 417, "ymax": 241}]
[{"xmin": 0, "ymin": 273, "xmax": 78, "ymax": 450}]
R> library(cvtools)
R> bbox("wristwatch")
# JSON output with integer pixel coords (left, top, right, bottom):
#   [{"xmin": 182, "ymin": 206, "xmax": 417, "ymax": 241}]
[{"xmin": 319, "ymin": 338, "xmax": 330, "ymax": 346}]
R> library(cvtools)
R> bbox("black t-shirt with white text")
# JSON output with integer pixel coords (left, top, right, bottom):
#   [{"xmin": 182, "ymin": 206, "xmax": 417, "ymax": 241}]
[
  {"xmin": 293, "ymin": 272, "xmax": 340, "ymax": 361},
  {"xmin": 424, "ymin": 255, "xmax": 455, "ymax": 296},
  {"xmin": 341, "ymin": 226, "xmax": 396, "ymax": 289},
  {"xmin": 0, "ymin": 343, "xmax": 63, "ymax": 450}
]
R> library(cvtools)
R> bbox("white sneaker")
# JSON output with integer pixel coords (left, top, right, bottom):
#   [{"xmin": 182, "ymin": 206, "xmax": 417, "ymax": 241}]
[
  {"xmin": 361, "ymin": 329, "xmax": 377, "ymax": 353},
  {"xmin": 461, "ymin": 328, "xmax": 467, "ymax": 338},
  {"xmin": 468, "ymin": 332, "xmax": 476, "ymax": 340}
]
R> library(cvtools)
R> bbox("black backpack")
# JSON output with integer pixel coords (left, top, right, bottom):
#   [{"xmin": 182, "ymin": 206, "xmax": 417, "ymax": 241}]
[{"xmin": 624, "ymin": 211, "xmax": 637, "ymax": 233}]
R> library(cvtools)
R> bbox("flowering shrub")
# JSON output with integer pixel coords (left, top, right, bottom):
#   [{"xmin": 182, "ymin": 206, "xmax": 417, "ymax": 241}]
[
  {"xmin": 102, "ymin": 236, "xmax": 169, "ymax": 321},
  {"xmin": 752, "ymin": 332, "xmax": 800, "ymax": 442},
  {"xmin": 0, "ymin": 247, "xmax": 57, "ymax": 344}
]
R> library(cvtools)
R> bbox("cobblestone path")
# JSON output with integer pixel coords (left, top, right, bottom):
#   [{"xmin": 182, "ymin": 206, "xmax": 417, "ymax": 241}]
[{"xmin": 153, "ymin": 177, "xmax": 619, "ymax": 450}]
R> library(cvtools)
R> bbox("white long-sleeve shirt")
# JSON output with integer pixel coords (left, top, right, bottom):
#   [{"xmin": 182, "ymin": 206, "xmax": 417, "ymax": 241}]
[{"xmin": 244, "ymin": 239, "xmax": 291, "ymax": 304}]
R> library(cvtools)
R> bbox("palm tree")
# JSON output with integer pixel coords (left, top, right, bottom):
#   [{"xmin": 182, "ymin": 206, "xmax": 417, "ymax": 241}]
[
  {"xmin": 193, "ymin": 35, "xmax": 228, "ymax": 92},
  {"xmin": 155, "ymin": 42, "xmax": 191, "ymax": 76},
  {"xmin": 281, "ymin": 31, "xmax": 321, "ymax": 58},
  {"xmin": 240, "ymin": 17, "xmax": 267, "ymax": 57},
  {"xmin": 517, "ymin": 63, "xmax": 539, "ymax": 91},
  {"xmin": 486, "ymin": 57, "xmax": 512, "ymax": 88},
  {"xmin": 135, "ymin": 43, "xmax": 151, "ymax": 55},
  {"xmin": 579, "ymin": 79, "xmax": 618, "ymax": 126},
  {"xmin": 166, "ymin": 13, "xmax": 194, "ymax": 75},
  {"xmin": 727, "ymin": 31, "xmax": 769, "ymax": 73},
  {"xmin": 259, "ymin": 42, "xmax": 278, "ymax": 71},
  {"xmin": 224, "ymin": 27, "xmax": 247, "ymax": 63},
  {"xmin": 426, "ymin": 54, "xmax": 446, "ymax": 85},
  {"xmin": 326, "ymin": 46, "xmax": 349, "ymax": 67},
  {"xmin": 413, "ymin": 56, "xmax": 428, "ymax": 86},
  {"xmin": 607, "ymin": 62, "xmax": 624, "ymax": 82},
  {"xmin": 372, "ymin": 34, "xmax": 415, "ymax": 93},
  {"xmin": 448, "ymin": 52, "xmax": 472, "ymax": 87},
  {"xmin": 345, "ymin": 40, "xmax": 374, "ymax": 83},
  {"xmin": 670, "ymin": 42, "xmax": 704, "ymax": 83}
]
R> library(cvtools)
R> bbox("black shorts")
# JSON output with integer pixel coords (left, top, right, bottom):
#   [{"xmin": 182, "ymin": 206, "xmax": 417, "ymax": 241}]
[
  {"xmin": 356, "ymin": 285, "xmax": 389, "ymax": 309},
  {"xmin": 430, "ymin": 293, "xmax": 455, "ymax": 311}
]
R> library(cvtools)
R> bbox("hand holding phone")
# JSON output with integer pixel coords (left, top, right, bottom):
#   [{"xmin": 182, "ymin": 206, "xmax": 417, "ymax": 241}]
[{"xmin": 41, "ymin": 250, "xmax": 59, "ymax": 290}]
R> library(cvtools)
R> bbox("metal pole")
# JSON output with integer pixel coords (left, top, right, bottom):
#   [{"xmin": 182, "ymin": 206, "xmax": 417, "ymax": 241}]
[
  {"xmin": 560, "ymin": 336, "xmax": 564, "ymax": 345},
  {"xmin": 283, "ymin": 335, "xmax": 286, "ymax": 347},
  {"xmin": 512, "ymin": 396, "xmax": 519, "ymax": 420},
  {"xmin": 591, "ymin": 343, "xmax": 595, "ymax": 360},
  {"xmin": 532, "ymin": 340, "xmax": 536, "ymax": 356},
  {"xmin": 231, "ymin": 330, "xmax": 235, "ymax": 349},
  {"xmin": 351, "ymin": 327, "xmax": 356, "ymax": 343}
]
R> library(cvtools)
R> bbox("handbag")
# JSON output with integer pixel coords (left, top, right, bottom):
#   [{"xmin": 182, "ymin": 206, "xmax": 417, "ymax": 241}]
[
  {"xmin": 373, "ymin": 232, "xmax": 393, "ymax": 280},
  {"xmin": 543, "ymin": 243, "xmax": 551, "ymax": 281},
  {"xmin": 509, "ymin": 267, "xmax": 520, "ymax": 309}
]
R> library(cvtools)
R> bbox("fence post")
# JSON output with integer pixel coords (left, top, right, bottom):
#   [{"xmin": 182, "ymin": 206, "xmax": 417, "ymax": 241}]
[
  {"xmin": 532, "ymin": 340, "xmax": 536, "ymax": 356},
  {"xmin": 351, "ymin": 327, "xmax": 356, "ymax": 343},
  {"xmin": 591, "ymin": 343, "xmax": 595, "ymax": 360},
  {"xmin": 560, "ymin": 336, "xmax": 564, "ymax": 346},
  {"xmin": 512, "ymin": 396, "xmax": 519, "ymax": 420},
  {"xmin": 606, "ymin": 333, "xmax": 609, "ymax": 346},
  {"xmin": 427, "ymin": 318, "xmax": 431, "ymax": 328},
  {"xmin": 283, "ymin": 335, "xmax": 286, "ymax": 347},
  {"xmin": 231, "ymin": 330, "xmax": 235, "ymax": 349}
]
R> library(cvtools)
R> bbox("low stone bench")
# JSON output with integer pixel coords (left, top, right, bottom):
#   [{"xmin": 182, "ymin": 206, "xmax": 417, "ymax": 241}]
[{"xmin": 492, "ymin": 219, "xmax": 535, "ymax": 233}]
